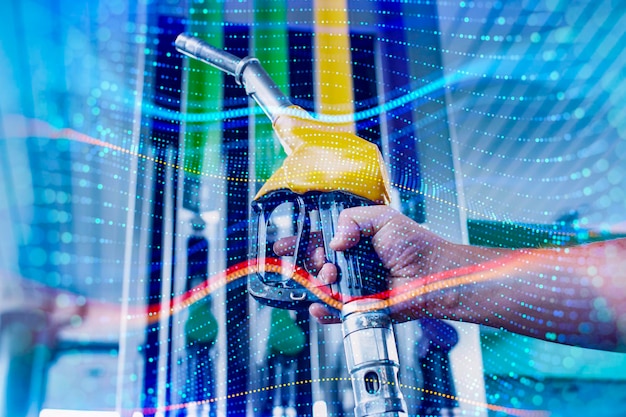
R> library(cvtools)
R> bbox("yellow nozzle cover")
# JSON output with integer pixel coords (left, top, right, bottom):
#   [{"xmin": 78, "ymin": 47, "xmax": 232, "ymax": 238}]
[{"xmin": 254, "ymin": 106, "xmax": 391, "ymax": 204}]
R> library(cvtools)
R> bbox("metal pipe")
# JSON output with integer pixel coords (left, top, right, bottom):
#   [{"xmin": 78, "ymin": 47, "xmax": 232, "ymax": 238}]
[{"xmin": 175, "ymin": 34, "xmax": 293, "ymax": 122}]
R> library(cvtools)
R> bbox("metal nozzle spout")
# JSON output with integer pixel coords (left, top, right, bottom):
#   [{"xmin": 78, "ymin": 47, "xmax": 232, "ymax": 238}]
[
  {"xmin": 175, "ymin": 33, "xmax": 240, "ymax": 76},
  {"xmin": 175, "ymin": 33, "xmax": 293, "ymax": 122}
]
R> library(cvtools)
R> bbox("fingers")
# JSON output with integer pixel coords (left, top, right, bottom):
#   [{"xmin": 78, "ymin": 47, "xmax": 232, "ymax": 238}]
[
  {"xmin": 330, "ymin": 205, "xmax": 397, "ymax": 251},
  {"xmin": 317, "ymin": 263, "xmax": 338, "ymax": 284},
  {"xmin": 273, "ymin": 205, "xmax": 400, "ymax": 287},
  {"xmin": 274, "ymin": 205, "xmax": 397, "ymax": 255},
  {"xmin": 308, "ymin": 245, "xmax": 327, "ymax": 275},
  {"xmin": 309, "ymin": 303, "xmax": 341, "ymax": 324},
  {"xmin": 273, "ymin": 236, "xmax": 297, "ymax": 256}
]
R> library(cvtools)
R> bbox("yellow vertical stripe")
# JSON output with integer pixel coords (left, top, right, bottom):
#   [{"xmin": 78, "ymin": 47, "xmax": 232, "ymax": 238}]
[{"xmin": 313, "ymin": 0, "xmax": 355, "ymax": 133}]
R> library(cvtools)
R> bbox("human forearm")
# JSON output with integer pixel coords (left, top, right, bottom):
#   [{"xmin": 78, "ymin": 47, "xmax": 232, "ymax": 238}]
[
  {"xmin": 317, "ymin": 206, "xmax": 626, "ymax": 351},
  {"xmin": 406, "ymin": 240, "xmax": 626, "ymax": 351}
]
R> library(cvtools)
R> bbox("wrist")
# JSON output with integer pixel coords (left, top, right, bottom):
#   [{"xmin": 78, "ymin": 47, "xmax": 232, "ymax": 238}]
[{"xmin": 422, "ymin": 244, "xmax": 514, "ymax": 323}]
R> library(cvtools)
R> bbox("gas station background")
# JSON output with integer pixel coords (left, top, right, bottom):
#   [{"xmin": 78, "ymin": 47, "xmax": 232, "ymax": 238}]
[{"xmin": 1, "ymin": 1, "xmax": 626, "ymax": 416}]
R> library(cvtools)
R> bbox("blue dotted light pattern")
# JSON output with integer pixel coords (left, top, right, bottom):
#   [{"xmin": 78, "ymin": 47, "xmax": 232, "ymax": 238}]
[{"xmin": 1, "ymin": 1, "xmax": 625, "ymax": 416}]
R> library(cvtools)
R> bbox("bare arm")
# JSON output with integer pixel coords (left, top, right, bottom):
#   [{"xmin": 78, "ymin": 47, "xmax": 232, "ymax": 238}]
[{"xmin": 313, "ymin": 205, "xmax": 626, "ymax": 352}]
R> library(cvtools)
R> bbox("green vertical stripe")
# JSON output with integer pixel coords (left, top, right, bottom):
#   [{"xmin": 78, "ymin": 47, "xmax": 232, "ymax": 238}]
[
  {"xmin": 254, "ymin": 0, "xmax": 289, "ymax": 184},
  {"xmin": 183, "ymin": 3, "xmax": 224, "ymax": 189}
]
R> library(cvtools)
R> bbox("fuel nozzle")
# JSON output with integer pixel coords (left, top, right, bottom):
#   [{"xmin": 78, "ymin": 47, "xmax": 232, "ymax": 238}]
[
  {"xmin": 176, "ymin": 34, "xmax": 407, "ymax": 417},
  {"xmin": 175, "ymin": 33, "xmax": 293, "ymax": 122}
]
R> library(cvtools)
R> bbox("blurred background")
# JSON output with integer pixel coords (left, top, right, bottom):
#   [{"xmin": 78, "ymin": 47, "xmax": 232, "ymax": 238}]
[{"xmin": 1, "ymin": 0, "xmax": 626, "ymax": 416}]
